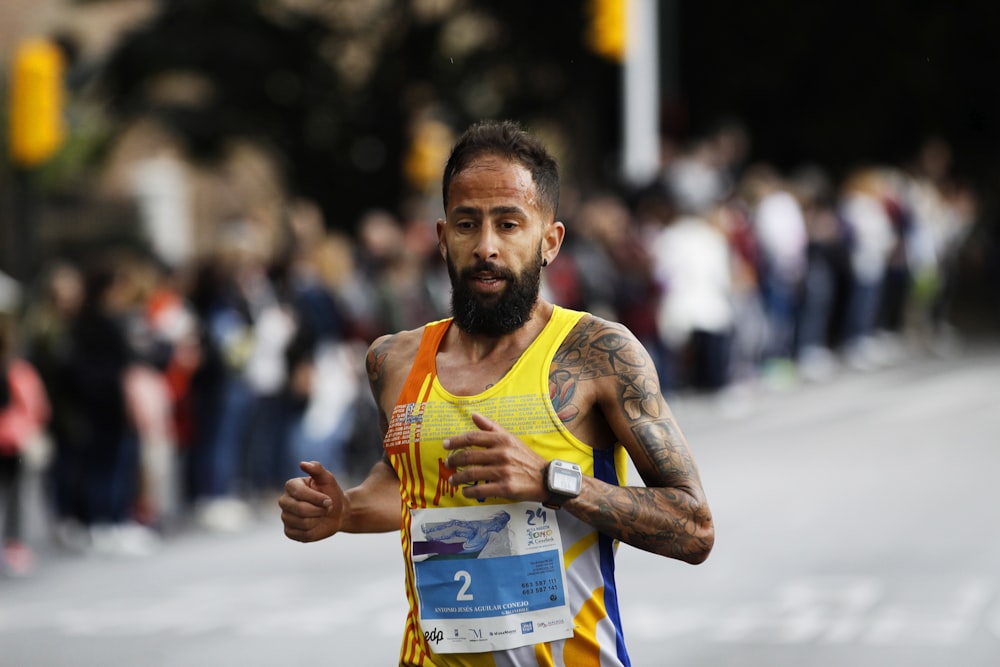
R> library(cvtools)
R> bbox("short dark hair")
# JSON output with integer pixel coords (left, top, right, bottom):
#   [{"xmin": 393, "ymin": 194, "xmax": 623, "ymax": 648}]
[{"xmin": 442, "ymin": 120, "xmax": 560, "ymax": 219}]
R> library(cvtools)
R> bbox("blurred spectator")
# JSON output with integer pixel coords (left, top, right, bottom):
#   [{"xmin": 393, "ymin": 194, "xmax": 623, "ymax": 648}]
[
  {"xmin": 402, "ymin": 206, "xmax": 452, "ymax": 322},
  {"xmin": 60, "ymin": 255, "xmax": 158, "ymax": 556},
  {"xmin": 740, "ymin": 163, "xmax": 808, "ymax": 381},
  {"xmin": 280, "ymin": 204, "xmax": 363, "ymax": 482},
  {"xmin": 562, "ymin": 194, "xmax": 626, "ymax": 322},
  {"xmin": 710, "ymin": 117, "xmax": 752, "ymax": 188},
  {"xmin": 602, "ymin": 199, "xmax": 661, "ymax": 360},
  {"xmin": 651, "ymin": 204, "xmax": 735, "ymax": 394},
  {"xmin": 283, "ymin": 201, "xmax": 350, "ymax": 345},
  {"xmin": 123, "ymin": 363, "xmax": 176, "ymax": 530},
  {"xmin": 0, "ymin": 302, "xmax": 51, "ymax": 576},
  {"xmin": 661, "ymin": 119, "xmax": 749, "ymax": 220},
  {"xmin": 542, "ymin": 184, "xmax": 587, "ymax": 312},
  {"xmin": 663, "ymin": 137, "xmax": 729, "ymax": 218},
  {"xmin": 714, "ymin": 196, "xmax": 769, "ymax": 389},
  {"xmin": 837, "ymin": 168, "xmax": 898, "ymax": 370},
  {"xmin": 242, "ymin": 274, "xmax": 296, "ymax": 496},
  {"xmin": 20, "ymin": 263, "xmax": 83, "ymax": 548},
  {"xmin": 356, "ymin": 209, "xmax": 443, "ymax": 336},
  {"xmin": 185, "ymin": 220, "xmax": 293, "ymax": 532},
  {"xmin": 129, "ymin": 259, "xmax": 198, "ymax": 531},
  {"xmin": 632, "ymin": 183, "xmax": 682, "ymax": 391},
  {"xmin": 901, "ymin": 138, "xmax": 977, "ymax": 354},
  {"xmin": 579, "ymin": 193, "xmax": 665, "ymax": 390},
  {"xmin": 870, "ymin": 170, "xmax": 913, "ymax": 363},
  {"xmin": 790, "ymin": 165, "xmax": 850, "ymax": 381}
]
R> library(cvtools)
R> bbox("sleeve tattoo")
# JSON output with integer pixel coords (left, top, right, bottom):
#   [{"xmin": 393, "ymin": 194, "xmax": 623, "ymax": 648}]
[{"xmin": 553, "ymin": 318, "xmax": 713, "ymax": 560}]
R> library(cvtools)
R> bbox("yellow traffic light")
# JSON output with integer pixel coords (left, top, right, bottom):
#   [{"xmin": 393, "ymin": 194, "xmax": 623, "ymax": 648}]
[
  {"xmin": 404, "ymin": 119, "xmax": 453, "ymax": 192},
  {"xmin": 586, "ymin": 0, "xmax": 627, "ymax": 63},
  {"xmin": 9, "ymin": 38, "xmax": 66, "ymax": 167}
]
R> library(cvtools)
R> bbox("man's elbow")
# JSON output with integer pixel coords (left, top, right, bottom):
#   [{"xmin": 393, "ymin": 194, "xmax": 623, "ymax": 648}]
[
  {"xmin": 684, "ymin": 535, "xmax": 714, "ymax": 565},
  {"xmin": 679, "ymin": 514, "xmax": 715, "ymax": 565}
]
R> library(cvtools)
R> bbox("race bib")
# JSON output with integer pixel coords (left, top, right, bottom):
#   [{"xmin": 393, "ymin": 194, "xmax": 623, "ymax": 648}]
[{"xmin": 411, "ymin": 502, "xmax": 575, "ymax": 654}]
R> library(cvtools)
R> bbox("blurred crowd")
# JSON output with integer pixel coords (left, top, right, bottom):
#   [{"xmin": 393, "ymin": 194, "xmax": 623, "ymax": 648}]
[
  {"xmin": 0, "ymin": 127, "xmax": 991, "ymax": 576},
  {"xmin": 551, "ymin": 129, "xmax": 981, "ymax": 398}
]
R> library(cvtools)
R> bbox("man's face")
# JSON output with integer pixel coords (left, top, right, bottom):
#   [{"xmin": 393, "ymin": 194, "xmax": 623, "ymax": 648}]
[
  {"xmin": 438, "ymin": 156, "xmax": 552, "ymax": 336},
  {"xmin": 446, "ymin": 243, "xmax": 543, "ymax": 336}
]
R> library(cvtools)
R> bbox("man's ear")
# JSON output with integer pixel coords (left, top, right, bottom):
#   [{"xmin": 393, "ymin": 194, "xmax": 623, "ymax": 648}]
[
  {"xmin": 436, "ymin": 218, "xmax": 447, "ymax": 259},
  {"xmin": 541, "ymin": 220, "xmax": 565, "ymax": 267}
]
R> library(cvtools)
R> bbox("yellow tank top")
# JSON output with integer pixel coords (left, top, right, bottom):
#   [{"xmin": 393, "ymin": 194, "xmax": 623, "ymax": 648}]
[{"xmin": 384, "ymin": 306, "xmax": 632, "ymax": 667}]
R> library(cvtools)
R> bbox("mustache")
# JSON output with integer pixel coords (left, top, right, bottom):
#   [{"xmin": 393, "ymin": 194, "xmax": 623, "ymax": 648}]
[{"xmin": 459, "ymin": 261, "xmax": 516, "ymax": 281}]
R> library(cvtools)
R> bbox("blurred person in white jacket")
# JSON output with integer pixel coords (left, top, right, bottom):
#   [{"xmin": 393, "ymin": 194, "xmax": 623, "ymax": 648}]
[
  {"xmin": 652, "ymin": 208, "xmax": 734, "ymax": 393},
  {"xmin": 838, "ymin": 168, "xmax": 897, "ymax": 369},
  {"xmin": 741, "ymin": 164, "xmax": 808, "ymax": 373}
]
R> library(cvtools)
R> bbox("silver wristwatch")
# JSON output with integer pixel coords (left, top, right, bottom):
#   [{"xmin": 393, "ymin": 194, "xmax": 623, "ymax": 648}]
[{"xmin": 543, "ymin": 459, "xmax": 583, "ymax": 510}]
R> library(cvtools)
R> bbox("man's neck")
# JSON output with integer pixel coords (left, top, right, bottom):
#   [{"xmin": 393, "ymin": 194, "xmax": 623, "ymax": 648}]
[{"xmin": 446, "ymin": 300, "xmax": 554, "ymax": 364}]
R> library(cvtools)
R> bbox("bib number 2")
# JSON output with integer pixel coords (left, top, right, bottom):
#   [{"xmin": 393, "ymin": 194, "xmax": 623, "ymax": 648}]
[{"xmin": 454, "ymin": 570, "xmax": 473, "ymax": 601}]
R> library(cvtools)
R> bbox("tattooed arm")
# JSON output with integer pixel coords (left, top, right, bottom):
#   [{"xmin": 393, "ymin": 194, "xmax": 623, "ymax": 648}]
[{"xmin": 553, "ymin": 316, "xmax": 715, "ymax": 564}]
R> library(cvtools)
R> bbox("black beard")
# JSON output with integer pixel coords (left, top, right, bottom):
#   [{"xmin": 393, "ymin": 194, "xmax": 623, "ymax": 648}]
[{"xmin": 448, "ymin": 250, "xmax": 542, "ymax": 336}]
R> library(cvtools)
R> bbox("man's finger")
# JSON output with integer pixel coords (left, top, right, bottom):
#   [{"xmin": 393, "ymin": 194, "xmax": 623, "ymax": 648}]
[
  {"xmin": 299, "ymin": 461, "xmax": 337, "ymax": 507},
  {"xmin": 470, "ymin": 412, "xmax": 500, "ymax": 431},
  {"xmin": 284, "ymin": 476, "xmax": 333, "ymax": 510},
  {"xmin": 300, "ymin": 460, "xmax": 335, "ymax": 487},
  {"xmin": 278, "ymin": 492, "xmax": 331, "ymax": 517}
]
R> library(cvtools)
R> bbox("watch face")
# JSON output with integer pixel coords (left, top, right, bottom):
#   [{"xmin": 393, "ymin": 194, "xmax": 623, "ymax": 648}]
[{"xmin": 551, "ymin": 467, "xmax": 581, "ymax": 494}]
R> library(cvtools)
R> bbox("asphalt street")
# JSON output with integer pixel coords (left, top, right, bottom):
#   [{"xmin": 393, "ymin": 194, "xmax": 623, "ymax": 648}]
[{"xmin": 2, "ymin": 340, "xmax": 999, "ymax": 666}]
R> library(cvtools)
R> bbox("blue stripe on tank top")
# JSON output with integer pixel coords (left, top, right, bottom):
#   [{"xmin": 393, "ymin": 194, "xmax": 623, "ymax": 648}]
[{"xmin": 593, "ymin": 447, "xmax": 631, "ymax": 666}]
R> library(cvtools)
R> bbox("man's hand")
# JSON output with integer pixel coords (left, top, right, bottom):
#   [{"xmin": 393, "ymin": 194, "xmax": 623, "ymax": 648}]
[
  {"xmin": 279, "ymin": 461, "xmax": 345, "ymax": 542},
  {"xmin": 443, "ymin": 413, "xmax": 548, "ymax": 503}
]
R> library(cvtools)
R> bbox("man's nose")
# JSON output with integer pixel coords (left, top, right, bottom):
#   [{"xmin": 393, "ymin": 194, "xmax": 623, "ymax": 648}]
[{"xmin": 473, "ymin": 226, "xmax": 499, "ymax": 261}]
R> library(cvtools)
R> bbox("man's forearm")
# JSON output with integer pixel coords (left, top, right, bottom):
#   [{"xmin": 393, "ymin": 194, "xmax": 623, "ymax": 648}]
[
  {"xmin": 341, "ymin": 459, "xmax": 403, "ymax": 534},
  {"xmin": 566, "ymin": 479, "xmax": 714, "ymax": 564}
]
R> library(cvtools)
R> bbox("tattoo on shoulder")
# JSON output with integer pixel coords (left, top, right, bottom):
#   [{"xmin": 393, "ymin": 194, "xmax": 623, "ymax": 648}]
[
  {"xmin": 548, "ymin": 368, "xmax": 579, "ymax": 423},
  {"xmin": 551, "ymin": 317, "xmax": 660, "ymax": 422},
  {"xmin": 366, "ymin": 336, "xmax": 393, "ymax": 389},
  {"xmin": 367, "ymin": 336, "xmax": 396, "ymax": 437}
]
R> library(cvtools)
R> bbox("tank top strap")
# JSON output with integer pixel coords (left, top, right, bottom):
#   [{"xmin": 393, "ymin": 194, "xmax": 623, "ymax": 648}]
[
  {"xmin": 397, "ymin": 319, "xmax": 451, "ymax": 405},
  {"xmin": 516, "ymin": 306, "xmax": 587, "ymax": 380}
]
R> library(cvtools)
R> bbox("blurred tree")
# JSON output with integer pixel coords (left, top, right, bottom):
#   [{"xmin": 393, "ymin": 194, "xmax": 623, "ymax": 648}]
[
  {"xmin": 98, "ymin": 0, "xmax": 351, "ymax": 224},
  {"xmin": 96, "ymin": 0, "xmax": 620, "ymax": 234}
]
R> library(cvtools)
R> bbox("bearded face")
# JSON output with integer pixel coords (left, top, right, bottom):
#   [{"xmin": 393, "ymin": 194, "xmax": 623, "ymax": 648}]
[{"xmin": 447, "ymin": 246, "xmax": 543, "ymax": 336}]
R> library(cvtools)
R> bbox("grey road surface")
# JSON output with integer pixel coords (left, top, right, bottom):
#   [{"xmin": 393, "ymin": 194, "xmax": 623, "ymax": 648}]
[{"xmin": 2, "ymin": 342, "xmax": 999, "ymax": 666}]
